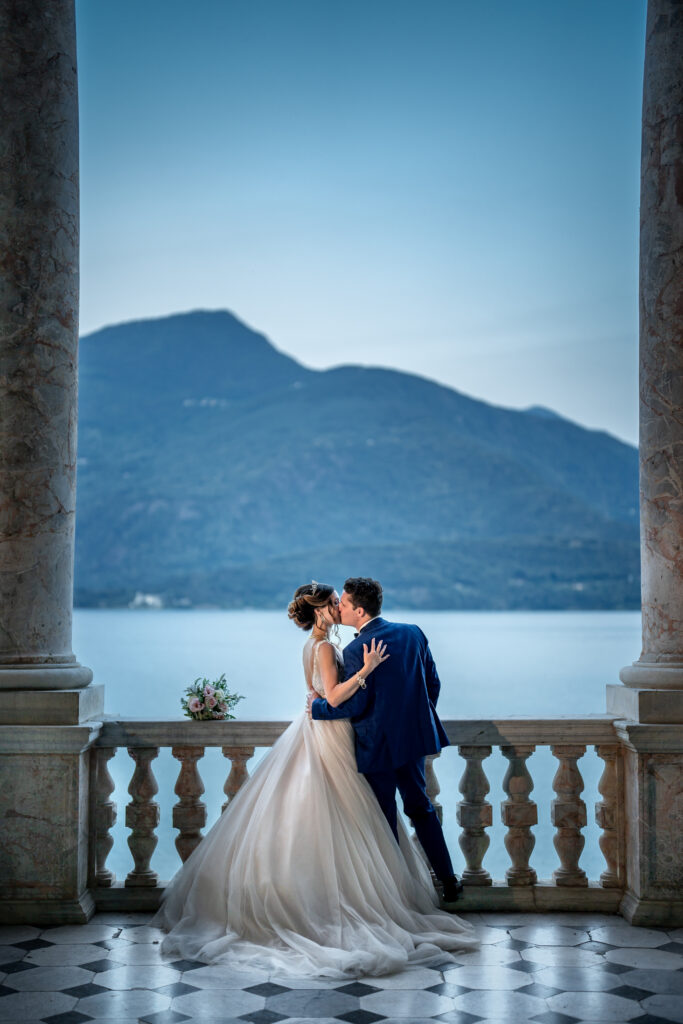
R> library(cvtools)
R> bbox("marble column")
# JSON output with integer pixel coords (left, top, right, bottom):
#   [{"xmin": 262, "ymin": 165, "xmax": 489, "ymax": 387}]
[
  {"xmin": 0, "ymin": 0, "xmax": 92, "ymax": 695},
  {"xmin": 607, "ymin": 0, "xmax": 683, "ymax": 926},
  {"xmin": 0, "ymin": 0, "xmax": 100, "ymax": 925},
  {"xmin": 611, "ymin": 0, "xmax": 683, "ymax": 720}
]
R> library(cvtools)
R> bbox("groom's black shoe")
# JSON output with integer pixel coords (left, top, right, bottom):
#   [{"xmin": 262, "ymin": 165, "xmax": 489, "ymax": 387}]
[{"xmin": 441, "ymin": 875, "xmax": 464, "ymax": 905}]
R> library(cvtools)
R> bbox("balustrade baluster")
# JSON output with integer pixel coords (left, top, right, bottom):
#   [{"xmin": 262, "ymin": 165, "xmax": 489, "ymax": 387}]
[
  {"xmin": 501, "ymin": 745, "xmax": 537, "ymax": 885},
  {"xmin": 87, "ymin": 719, "xmax": 626, "ymax": 910},
  {"xmin": 222, "ymin": 746, "xmax": 255, "ymax": 811},
  {"xmin": 551, "ymin": 744, "xmax": 588, "ymax": 886},
  {"xmin": 93, "ymin": 747, "xmax": 117, "ymax": 887},
  {"xmin": 125, "ymin": 747, "xmax": 160, "ymax": 886},
  {"xmin": 595, "ymin": 744, "xmax": 624, "ymax": 888},
  {"xmin": 425, "ymin": 753, "xmax": 443, "ymax": 824},
  {"xmin": 457, "ymin": 745, "xmax": 492, "ymax": 885},
  {"xmin": 172, "ymin": 746, "xmax": 207, "ymax": 862}
]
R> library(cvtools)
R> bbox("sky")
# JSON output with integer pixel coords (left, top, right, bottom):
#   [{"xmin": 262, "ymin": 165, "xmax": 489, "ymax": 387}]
[{"xmin": 75, "ymin": 0, "xmax": 646, "ymax": 445}]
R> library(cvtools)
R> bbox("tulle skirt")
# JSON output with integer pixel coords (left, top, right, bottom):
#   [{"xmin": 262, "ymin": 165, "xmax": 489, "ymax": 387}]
[{"xmin": 152, "ymin": 712, "xmax": 478, "ymax": 977}]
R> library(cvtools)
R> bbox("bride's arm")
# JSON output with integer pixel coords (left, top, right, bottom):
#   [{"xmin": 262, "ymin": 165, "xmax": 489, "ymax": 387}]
[{"xmin": 318, "ymin": 639, "xmax": 389, "ymax": 707}]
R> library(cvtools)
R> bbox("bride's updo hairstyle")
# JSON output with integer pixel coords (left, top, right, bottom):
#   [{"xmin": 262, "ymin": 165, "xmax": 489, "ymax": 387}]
[{"xmin": 287, "ymin": 582, "xmax": 335, "ymax": 631}]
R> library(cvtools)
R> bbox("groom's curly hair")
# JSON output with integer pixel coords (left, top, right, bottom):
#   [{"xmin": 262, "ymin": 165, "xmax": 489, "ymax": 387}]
[{"xmin": 344, "ymin": 577, "xmax": 383, "ymax": 618}]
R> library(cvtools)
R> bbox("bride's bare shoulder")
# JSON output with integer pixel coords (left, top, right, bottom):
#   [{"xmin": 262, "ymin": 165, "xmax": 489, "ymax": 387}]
[
  {"xmin": 315, "ymin": 640, "xmax": 344, "ymax": 669},
  {"xmin": 316, "ymin": 639, "xmax": 336, "ymax": 660}
]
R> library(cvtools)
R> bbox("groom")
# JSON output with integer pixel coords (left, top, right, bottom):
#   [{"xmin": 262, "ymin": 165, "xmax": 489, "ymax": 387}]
[{"xmin": 309, "ymin": 577, "xmax": 464, "ymax": 905}]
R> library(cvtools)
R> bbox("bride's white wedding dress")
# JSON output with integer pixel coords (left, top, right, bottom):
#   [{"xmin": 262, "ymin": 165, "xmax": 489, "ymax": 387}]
[{"xmin": 152, "ymin": 639, "xmax": 478, "ymax": 977}]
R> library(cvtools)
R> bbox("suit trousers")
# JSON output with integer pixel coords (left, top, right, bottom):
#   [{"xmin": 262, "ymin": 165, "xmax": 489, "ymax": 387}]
[{"xmin": 364, "ymin": 757, "xmax": 455, "ymax": 883}]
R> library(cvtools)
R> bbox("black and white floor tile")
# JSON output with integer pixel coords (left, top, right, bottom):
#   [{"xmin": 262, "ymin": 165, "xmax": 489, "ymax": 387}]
[{"xmin": 0, "ymin": 912, "xmax": 682, "ymax": 1024}]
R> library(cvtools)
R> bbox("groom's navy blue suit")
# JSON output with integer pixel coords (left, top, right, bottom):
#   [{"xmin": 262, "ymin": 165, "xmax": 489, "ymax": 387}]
[{"xmin": 311, "ymin": 617, "xmax": 455, "ymax": 883}]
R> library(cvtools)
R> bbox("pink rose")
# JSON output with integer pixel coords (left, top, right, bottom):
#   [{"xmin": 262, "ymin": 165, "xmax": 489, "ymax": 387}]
[
  {"xmin": 204, "ymin": 684, "xmax": 215, "ymax": 697},
  {"xmin": 188, "ymin": 697, "xmax": 204, "ymax": 713},
  {"xmin": 218, "ymin": 701, "xmax": 228, "ymax": 712},
  {"xmin": 206, "ymin": 695, "xmax": 217, "ymax": 709}
]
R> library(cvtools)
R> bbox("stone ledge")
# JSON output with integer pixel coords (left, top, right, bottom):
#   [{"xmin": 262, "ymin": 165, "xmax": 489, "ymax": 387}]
[
  {"xmin": 96, "ymin": 716, "xmax": 621, "ymax": 750},
  {"xmin": 614, "ymin": 720, "xmax": 683, "ymax": 752},
  {"xmin": 447, "ymin": 882, "xmax": 622, "ymax": 913},
  {"xmin": 0, "ymin": 684, "xmax": 105, "ymax": 725},
  {"xmin": 0, "ymin": 722, "xmax": 102, "ymax": 753},
  {"xmin": 98, "ymin": 718, "xmax": 291, "ymax": 748},
  {"xmin": 92, "ymin": 880, "xmax": 624, "ymax": 915},
  {"xmin": 607, "ymin": 683, "xmax": 683, "ymax": 723},
  {"xmin": 444, "ymin": 716, "xmax": 620, "ymax": 746}
]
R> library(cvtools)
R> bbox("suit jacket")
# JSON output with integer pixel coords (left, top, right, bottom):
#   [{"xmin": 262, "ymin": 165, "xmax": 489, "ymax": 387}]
[{"xmin": 311, "ymin": 617, "xmax": 450, "ymax": 773}]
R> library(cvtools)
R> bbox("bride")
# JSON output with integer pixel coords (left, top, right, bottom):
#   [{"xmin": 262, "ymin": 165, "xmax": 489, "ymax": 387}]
[{"xmin": 151, "ymin": 581, "xmax": 478, "ymax": 977}]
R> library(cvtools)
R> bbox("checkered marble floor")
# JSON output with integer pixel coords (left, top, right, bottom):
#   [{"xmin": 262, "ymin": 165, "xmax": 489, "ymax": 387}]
[{"xmin": 0, "ymin": 911, "xmax": 682, "ymax": 1024}]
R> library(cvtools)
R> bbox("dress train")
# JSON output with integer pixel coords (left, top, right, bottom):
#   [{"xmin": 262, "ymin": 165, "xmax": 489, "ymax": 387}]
[{"xmin": 152, "ymin": 659, "xmax": 478, "ymax": 977}]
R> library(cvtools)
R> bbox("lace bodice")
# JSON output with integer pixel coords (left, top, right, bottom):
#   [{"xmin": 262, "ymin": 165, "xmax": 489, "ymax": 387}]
[{"xmin": 308, "ymin": 638, "xmax": 343, "ymax": 697}]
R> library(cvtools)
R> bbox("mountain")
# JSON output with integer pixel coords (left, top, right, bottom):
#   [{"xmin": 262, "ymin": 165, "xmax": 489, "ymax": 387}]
[
  {"xmin": 74, "ymin": 310, "xmax": 640, "ymax": 609},
  {"xmin": 525, "ymin": 405, "xmax": 564, "ymax": 421}
]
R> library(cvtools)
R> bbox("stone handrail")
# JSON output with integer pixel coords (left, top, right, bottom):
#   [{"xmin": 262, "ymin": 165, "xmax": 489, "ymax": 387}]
[
  {"xmin": 90, "ymin": 715, "xmax": 626, "ymax": 912},
  {"xmin": 95, "ymin": 714, "xmax": 619, "ymax": 748}
]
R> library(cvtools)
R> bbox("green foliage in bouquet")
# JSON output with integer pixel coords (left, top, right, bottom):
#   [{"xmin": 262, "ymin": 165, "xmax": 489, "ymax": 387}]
[{"xmin": 181, "ymin": 673, "xmax": 244, "ymax": 720}]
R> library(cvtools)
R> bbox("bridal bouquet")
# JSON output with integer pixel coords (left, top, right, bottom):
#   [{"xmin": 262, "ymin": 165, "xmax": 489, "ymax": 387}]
[{"xmin": 181, "ymin": 673, "xmax": 244, "ymax": 721}]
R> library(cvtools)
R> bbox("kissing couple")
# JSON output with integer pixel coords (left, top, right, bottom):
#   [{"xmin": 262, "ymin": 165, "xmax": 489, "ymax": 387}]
[{"xmin": 153, "ymin": 577, "xmax": 478, "ymax": 978}]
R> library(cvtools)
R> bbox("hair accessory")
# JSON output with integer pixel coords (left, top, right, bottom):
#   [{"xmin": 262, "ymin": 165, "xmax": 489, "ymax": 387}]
[{"xmin": 310, "ymin": 580, "xmax": 319, "ymax": 595}]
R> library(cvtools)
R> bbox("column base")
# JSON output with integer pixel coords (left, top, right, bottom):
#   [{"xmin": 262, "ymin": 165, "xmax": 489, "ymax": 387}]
[
  {"xmin": 620, "ymin": 889, "xmax": 683, "ymax": 927},
  {"xmin": 619, "ymin": 659, "xmax": 683, "ymax": 690},
  {"xmin": 0, "ymin": 724, "xmax": 100, "ymax": 925},
  {"xmin": 0, "ymin": 663, "xmax": 93, "ymax": 691},
  {"xmin": 0, "ymin": 890, "xmax": 95, "ymax": 926},
  {"xmin": 607, "ymin": 683, "xmax": 683, "ymax": 723},
  {"xmin": 0, "ymin": 685, "xmax": 104, "ymax": 725},
  {"xmin": 613, "ymin": 723, "xmax": 683, "ymax": 923}
]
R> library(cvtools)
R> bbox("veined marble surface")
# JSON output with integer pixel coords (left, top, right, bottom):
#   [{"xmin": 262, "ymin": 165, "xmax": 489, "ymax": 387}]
[{"xmin": 0, "ymin": 911, "xmax": 682, "ymax": 1023}]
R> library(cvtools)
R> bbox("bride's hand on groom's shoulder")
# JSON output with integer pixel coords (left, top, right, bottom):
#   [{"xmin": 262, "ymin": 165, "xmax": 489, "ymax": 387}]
[{"xmin": 363, "ymin": 637, "xmax": 390, "ymax": 675}]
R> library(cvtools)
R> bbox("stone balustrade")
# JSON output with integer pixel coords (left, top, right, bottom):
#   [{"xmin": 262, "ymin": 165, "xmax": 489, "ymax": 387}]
[
  {"xmin": 1, "ymin": 0, "xmax": 681, "ymax": 930},
  {"xmin": 90, "ymin": 715, "xmax": 625, "ymax": 913}
]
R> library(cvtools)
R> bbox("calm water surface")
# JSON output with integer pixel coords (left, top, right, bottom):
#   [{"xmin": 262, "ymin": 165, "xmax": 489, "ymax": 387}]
[{"xmin": 74, "ymin": 609, "xmax": 641, "ymax": 885}]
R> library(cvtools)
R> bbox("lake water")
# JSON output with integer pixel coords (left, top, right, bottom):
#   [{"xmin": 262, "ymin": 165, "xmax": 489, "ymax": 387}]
[{"xmin": 74, "ymin": 609, "xmax": 641, "ymax": 886}]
